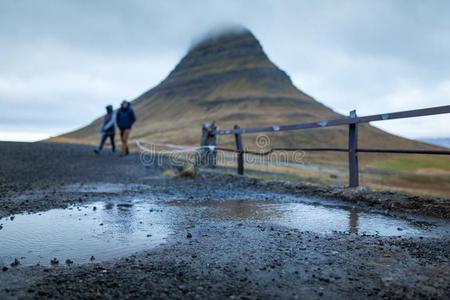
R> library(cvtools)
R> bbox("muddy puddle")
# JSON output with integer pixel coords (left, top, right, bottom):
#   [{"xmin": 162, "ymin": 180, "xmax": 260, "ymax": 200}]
[
  {"xmin": 171, "ymin": 199, "xmax": 450, "ymax": 237},
  {"xmin": 0, "ymin": 199, "xmax": 173, "ymax": 267},
  {"xmin": 2, "ymin": 194, "xmax": 450, "ymax": 268}
]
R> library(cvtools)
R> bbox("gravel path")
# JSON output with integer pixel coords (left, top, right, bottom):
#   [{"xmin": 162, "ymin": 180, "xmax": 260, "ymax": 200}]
[{"xmin": 0, "ymin": 142, "xmax": 449, "ymax": 299}]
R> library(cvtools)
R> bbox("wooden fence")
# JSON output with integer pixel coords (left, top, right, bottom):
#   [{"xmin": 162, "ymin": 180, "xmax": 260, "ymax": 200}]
[{"xmin": 200, "ymin": 105, "xmax": 450, "ymax": 187}]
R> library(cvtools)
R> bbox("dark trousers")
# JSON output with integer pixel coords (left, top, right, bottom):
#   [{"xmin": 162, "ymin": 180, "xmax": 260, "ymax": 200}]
[{"xmin": 98, "ymin": 133, "xmax": 115, "ymax": 152}]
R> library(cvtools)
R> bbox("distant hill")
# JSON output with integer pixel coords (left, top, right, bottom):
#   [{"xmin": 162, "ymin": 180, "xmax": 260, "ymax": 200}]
[
  {"xmin": 420, "ymin": 138, "xmax": 450, "ymax": 148},
  {"xmin": 51, "ymin": 27, "xmax": 436, "ymax": 162}
]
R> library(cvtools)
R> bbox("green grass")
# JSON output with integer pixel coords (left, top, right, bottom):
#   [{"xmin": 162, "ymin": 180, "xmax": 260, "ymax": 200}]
[{"xmin": 373, "ymin": 156, "xmax": 450, "ymax": 172}]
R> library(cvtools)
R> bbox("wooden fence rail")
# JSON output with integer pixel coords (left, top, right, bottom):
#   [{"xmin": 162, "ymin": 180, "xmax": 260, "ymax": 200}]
[{"xmin": 200, "ymin": 105, "xmax": 450, "ymax": 187}]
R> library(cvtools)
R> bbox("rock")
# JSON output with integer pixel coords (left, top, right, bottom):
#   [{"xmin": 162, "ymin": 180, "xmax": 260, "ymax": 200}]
[
  {"xmin": 10, "ymin": 258, "xmax": 20, "ymax": 267},
  {"xmin": 2, "ymin": 266, "xmax": 8, "ymax": 272},
  {"xmin": 50, "ymin": 258, "xmax": 59, "ymax": 265},
  {"xmin": 319, "ymin": 277, "xmax": 330, "ymax": 283},
  {"xmin": 179, "ymin": 163, "xmax": 198, "ymax": 178},
  {"xmin": 93, "ymin": 206, "xmax": 97, "ymax": 211},
  {"xmin": 186, "ymin": 232, "xmax": 193, "ymax": 239}
]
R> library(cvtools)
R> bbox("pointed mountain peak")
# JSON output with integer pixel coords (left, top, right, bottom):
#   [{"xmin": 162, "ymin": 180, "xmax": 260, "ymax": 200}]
[
  {"xmin": 168, "ymin": 26, "xmax": 276, "ymax": 79},
  {"xmin": 189, "ymin": 26, "xmax": 258, "ymax": 51}
]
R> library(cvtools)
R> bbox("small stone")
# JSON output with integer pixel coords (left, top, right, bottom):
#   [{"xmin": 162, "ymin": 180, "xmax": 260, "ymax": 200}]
[
  {"xmin": 10, "ymin": 258, "xmax": 20, "ymax": 267},
  {"xmin": 319, "ymin": 277, "xmax": 330, "ymax": 283},
  {"xmin": 50, "ymin": 258, "xmax": 59, "ymax": 265},
  {"xmin": 397, "ymin": 227, "xmax": 403, "ymax": 231},
  {"xmin": 93, "ymin": 206, "xmax": 97, "ymax": 211},
  {"xmin": 2, "ymin": 266, "xmax": 8, "ymax": 272},
  {"xmin": 186, "ymin": 232, "xmax": 192, "ymax": 239}
]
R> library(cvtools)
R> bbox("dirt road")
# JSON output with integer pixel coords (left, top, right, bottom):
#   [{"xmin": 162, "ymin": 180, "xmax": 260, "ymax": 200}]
[{"xmin": 0, "ymin": 142, "xmax": 449, "ymax": 299}]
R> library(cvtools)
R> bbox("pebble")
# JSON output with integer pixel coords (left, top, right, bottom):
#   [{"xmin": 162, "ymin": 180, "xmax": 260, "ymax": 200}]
[
  {"xmin": 187, "ymin": 232, "xmax": 193, "ymax": 239},
  {"xmin": 10, "ymin": 258, "xmax": 20, "ymax": 267}
]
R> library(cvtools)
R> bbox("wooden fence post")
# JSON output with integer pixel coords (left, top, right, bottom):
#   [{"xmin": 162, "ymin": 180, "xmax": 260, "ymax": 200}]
[
  {"xmin": 348, "ymin": 110, "xmax": 359, "ymax": 187},
  {"xmin": 199, "ymin": 122, "xmax": 217, "ymax": 168},
  {"xmin": 234, "ymin": 124, "xmax": 244, "ymax": 175}
]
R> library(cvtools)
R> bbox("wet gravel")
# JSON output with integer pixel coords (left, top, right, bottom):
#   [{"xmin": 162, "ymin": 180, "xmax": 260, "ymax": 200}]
[{"xmin": 0, "ymin": 142, "xmax": 449, "ymax": 299}]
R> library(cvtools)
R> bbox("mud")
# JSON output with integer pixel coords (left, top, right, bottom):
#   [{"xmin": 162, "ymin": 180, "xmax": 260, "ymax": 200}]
[{"xmin": 0, "ymin": 142, "xmax": 449, "ymax": 299}]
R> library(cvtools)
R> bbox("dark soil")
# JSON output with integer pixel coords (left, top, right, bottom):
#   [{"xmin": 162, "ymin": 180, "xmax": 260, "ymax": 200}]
[{"xmin": 0, "ymin": 142, "xmax": 449, "ymax": 299}]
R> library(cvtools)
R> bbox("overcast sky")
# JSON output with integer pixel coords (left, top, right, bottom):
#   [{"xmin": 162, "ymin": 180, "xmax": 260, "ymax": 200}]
[{"xmin": 1, "ymin": 0, "xmax": 449, "ymax": 141}]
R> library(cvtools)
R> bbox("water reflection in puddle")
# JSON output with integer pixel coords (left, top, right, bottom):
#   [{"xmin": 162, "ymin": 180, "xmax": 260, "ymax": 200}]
[
  {"xmin": 171, "ymin": 200, "xmax": 450, "ymax": 237},
  {"xmin": 0, "ymin": 200, "xmax": 172, "ymax": 266}
]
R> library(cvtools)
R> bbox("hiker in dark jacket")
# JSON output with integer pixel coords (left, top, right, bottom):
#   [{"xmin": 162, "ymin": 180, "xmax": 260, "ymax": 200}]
[
  {"xmin": 94, "ymin": 105, "xmax": 116, "ymax": 154},
  {"xmin": 116, "ymin": 100, "xmax": 136, "ymax": 156}
]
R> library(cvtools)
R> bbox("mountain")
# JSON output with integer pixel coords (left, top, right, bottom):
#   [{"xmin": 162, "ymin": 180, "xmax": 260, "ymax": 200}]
[{"xmin": 51, "ymin": 27, "xmax": 434, "ymax": 163}]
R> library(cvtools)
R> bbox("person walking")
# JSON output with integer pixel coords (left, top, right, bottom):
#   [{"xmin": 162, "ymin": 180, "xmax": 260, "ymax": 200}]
[
  {"xmin": 94, "ymin": 105, "xmax": 116, "ymax": 154},
  {"xmin": 116, "ymin": 100, "xmax": 136, "ymax": 156}
]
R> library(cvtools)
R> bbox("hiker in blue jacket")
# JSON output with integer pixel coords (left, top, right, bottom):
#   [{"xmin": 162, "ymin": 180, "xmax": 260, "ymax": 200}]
[
  {"xmin": 94, "ymin": 105, "xmax": 116, "ymax": 154},
  {"xmin": 116, "ymin": 100, "xmax": 136, "ymax": 156}
]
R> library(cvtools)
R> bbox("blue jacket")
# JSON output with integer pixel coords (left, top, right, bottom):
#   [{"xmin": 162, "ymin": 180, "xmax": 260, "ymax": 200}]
[{"xmin": 116, "ymin": 105, "xmax": 136, "ymax": 129}]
